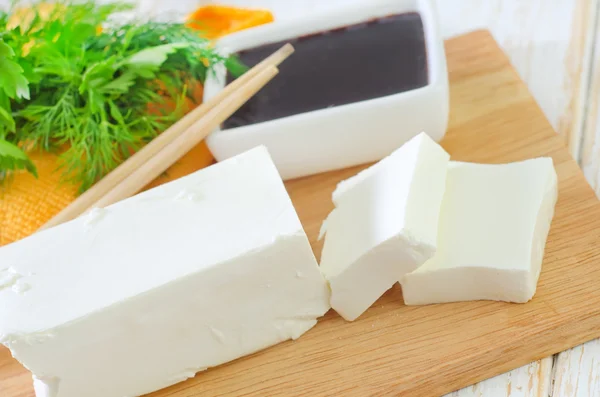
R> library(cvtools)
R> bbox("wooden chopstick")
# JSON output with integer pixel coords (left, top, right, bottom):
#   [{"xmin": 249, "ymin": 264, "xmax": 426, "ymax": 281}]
[
  {"xmin": 89, "ymin": 65, "xmax": 278, "ymax": 209},
  {"xmin": 40, "ymin": 44, "xmax": 293, "ymax": 231}
]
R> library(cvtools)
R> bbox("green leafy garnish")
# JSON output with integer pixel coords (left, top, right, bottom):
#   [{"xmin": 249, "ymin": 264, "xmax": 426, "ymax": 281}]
[
  {"xmin": 0, "ymin": 1, "xmax": 246, "ymax": 193},
  {"xmin": 0, "ymin": 139, "xmax": 37, "ymax": 181},
  {"xmin": 0, "ymin": 36, "xmax": 33, "ymax": 178},
  {"xmin": 0, "ymin": 41, "xmax": 30, "ymax": 100}
]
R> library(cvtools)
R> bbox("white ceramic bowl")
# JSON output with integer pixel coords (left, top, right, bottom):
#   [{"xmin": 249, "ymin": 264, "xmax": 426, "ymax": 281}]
[{"xmin": 204, "ymin": 0, "xmax": 449, "ymax": 180}]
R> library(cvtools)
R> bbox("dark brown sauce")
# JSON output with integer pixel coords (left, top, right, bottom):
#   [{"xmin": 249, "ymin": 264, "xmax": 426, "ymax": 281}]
[{"xmin": 223, "ymin": 12, "xmax": 428, "ymax": 129}]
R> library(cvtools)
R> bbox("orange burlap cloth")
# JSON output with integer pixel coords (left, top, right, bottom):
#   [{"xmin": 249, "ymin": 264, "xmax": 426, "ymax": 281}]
[{"xmin": 0, "ymin": 5, "xmax": 273, "ymax": 245}]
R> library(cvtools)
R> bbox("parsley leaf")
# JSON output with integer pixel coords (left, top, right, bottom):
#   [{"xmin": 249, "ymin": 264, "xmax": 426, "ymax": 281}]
[
  {"xmin": 0, "ymin": 40, "xmax": 30, "ymax": 100},
  {"xmin": 0, "ymin": 138, "xmax": 37, "ymax": 179},
  {"xmin": 0, "ymin": 1, "xmax": 246, "ymax": 193}
]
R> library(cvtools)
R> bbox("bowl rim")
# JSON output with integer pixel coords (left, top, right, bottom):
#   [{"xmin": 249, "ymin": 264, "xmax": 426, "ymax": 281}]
[{"xmin": 203, "ymin": 0, "xmax": 447, "ymax": 137}]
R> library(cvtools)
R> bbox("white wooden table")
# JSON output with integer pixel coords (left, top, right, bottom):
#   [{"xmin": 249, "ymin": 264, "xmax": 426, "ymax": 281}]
[{"xmin": 3, "ymin": 0, "xmax": 600, "ymax": 395}]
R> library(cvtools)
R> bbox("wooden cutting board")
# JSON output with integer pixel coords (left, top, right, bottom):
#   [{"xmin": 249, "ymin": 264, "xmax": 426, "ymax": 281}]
[{"xmin": 3, "ymin": 29, "xmax": 600, "ymax": 397}]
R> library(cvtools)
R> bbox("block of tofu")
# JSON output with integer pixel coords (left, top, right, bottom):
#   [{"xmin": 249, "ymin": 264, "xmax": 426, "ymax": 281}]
[
  {"xmin": 319, "ymin": 132, "xmax": 450, "ymax": 321},
  {"xmin": 401, "ymin": 158, "xmax": 558, "ymax": 305},
  {"xmin": 0, "ymin": 146, "xmax": 330, "ymax": 397}
]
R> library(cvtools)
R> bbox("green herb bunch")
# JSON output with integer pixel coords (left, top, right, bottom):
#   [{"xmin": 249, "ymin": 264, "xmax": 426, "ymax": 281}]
[{"xmin": 0, "ymin": 1, "xmax": 245, "ymax": 193}]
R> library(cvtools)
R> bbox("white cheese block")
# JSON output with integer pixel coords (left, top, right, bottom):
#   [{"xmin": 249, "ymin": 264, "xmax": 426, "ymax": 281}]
[
  {"xmin": 0, "ymin": 146, "xmax": 330, "ymax": 397},
  {"xmin": 319, "ymin": 132, "xmax": 450, "ymax": 321},
  {"xmin": 401, "ymin": 158, "xmax": 558, "ymax": 305}
]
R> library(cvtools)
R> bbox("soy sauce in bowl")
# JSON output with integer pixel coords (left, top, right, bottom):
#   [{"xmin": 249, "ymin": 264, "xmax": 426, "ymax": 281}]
[{"xmin": 223, "ymin": 12, "xmax": 428, "ymax": 130}]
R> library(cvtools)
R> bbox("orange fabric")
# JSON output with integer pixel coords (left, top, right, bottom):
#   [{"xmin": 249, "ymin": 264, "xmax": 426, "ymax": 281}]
[
  {"xmin": 0, "ymin": 151, "xmax": 78, "ymax": 245},
  {"xmin": 0, "ymin": 6, "xmax": 274, "ymax": 245}
]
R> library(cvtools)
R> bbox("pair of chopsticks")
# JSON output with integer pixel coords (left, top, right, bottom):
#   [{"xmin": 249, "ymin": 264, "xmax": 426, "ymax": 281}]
[{"xmin": 40, "ymin": 43, "xmax": 295, "ymax": 231}]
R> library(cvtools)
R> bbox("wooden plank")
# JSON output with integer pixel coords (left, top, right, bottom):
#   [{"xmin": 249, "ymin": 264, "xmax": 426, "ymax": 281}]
[
  {"xmin": 440, "ymin": 16, "xmax": 594, "ymax": 394},
  {"xmin": 3, "ymin": 29, "xmax": 600, "ymax": 397},
  {"xmin": 0, "ymin": 347, "xmax": 31, "ymax": 397},
  {"xmin": 145, "ymin": 2, "xmax": 600, "ymax": 394},
  {"xmin": 154, "ymin": 28, "xmax": 600, "ymax": 397},
  {"xmin": 435, "ymin": 2, "xmax": 596, "ymax": 392},
  {"xmin": 175, "ymin": 2, "xmax": 573, "ymax": 395},
  {"xmin": 554, "ymin": 2, "xmax": 600, "ymax": 395},
  {"xmin": 553, "ymin": 341, "xmax": 600, "ymax": 396},
  {"xmin": 1, "ymin": 0, "xmax": 598, "ymax": 393},
  {"xmin": 446, "ymin": 360, "xmax": 552, "ymax": 397},
  {"xmin": 3, "ymin": 0, "xmax": 598, "ymax": 394},
  {"xmin": 143, "ymin": 30, "xmax": 600, "ymax": 397}
]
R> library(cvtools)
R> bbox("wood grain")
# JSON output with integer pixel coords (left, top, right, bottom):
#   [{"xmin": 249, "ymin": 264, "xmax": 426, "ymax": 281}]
[
  {"xmin": 131, "ymin": 1, "xmax": 600, "ymax": 392},
  {"xmin": 150, "ymin": 1, "xmax": 600, "ymax": 395},
  {"xmin": 152, "ymin": 1, "xmax": 582, "ymax": 395},
  {"xmin": 553, "ymin": 3, "xmax": 600, "ymax": 395},
  {"xmin": 2, "ymin": 30, "xmax": 600, "ymax": 397},
  {"xmin": 440, "ymin": 4, "xmax": 597, "ymax": 393},
  {"xmin": 2, "ymin": 1, "xmax": 599, "ymax": 394}
]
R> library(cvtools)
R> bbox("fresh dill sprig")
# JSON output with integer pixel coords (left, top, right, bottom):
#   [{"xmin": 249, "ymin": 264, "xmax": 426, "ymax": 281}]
[{"xmin": 0, "ymin": 1, "xmax": 246, "ymax": 193}]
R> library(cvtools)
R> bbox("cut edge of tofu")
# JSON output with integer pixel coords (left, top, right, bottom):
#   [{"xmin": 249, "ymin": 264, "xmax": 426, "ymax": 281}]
[
  {"xmin": 320, "ymin": 132, "xmax": 449, "ymax": 320},
  {"xmin": 328, "ymin": 233, "xmax": 436, "ymax": 321},
  {"xmin": 401, "ymin": 158, "xmax": 559, "ymax": 306}
]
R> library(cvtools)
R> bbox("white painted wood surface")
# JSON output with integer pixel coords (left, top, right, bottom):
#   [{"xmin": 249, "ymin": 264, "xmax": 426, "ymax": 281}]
[
  {"xmin": 435, "ymin": 0, "xmax": 597, "ymax": 161},
  {"xmin": 581, "ymin": 7, "xmax": 600, "ymax": 194},
  {"xmin": 446, "ymin": 358, "xmax": 553, "ymax": 397},
  {"xmin": 2, "ymin": 0, "xmax": 600, "ymax": 395},
  {"xmin": 553, "ymin": 341, "xmax": 600, "ymax": 397}
]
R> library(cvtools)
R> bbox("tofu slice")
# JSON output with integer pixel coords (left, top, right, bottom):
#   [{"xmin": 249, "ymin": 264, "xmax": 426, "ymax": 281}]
[
  {"xmin": 319, "ymin": 132, "xmax": 450, "ymax": 321},
  {"xmin": 401, "ymin": 158, "xmax": 558, "ymax": 305},
  {"xmin": 0, "ymin": 146, "xmax": 330, "ymax": 397}
]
